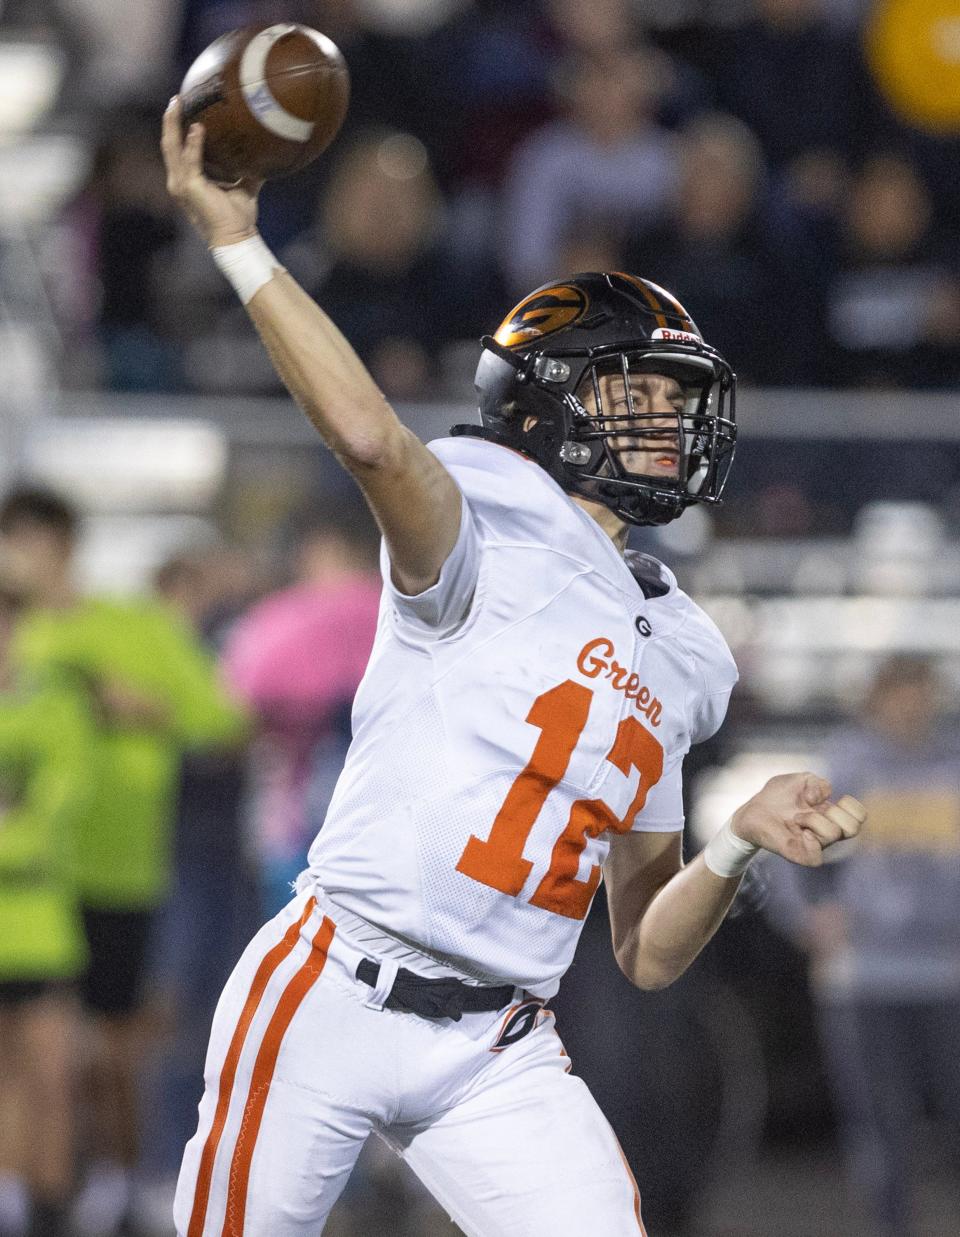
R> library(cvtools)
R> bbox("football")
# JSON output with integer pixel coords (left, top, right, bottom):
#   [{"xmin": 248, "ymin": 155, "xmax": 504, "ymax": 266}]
[{"xmin": 178, "ymin": 23, "xmax": 350, "ymax": 185}]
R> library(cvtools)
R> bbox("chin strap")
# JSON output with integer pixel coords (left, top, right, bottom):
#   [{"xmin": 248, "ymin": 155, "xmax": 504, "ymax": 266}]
[{"xmin": 450, "ymin": 424, "xmax": 521, "ymax": 447}]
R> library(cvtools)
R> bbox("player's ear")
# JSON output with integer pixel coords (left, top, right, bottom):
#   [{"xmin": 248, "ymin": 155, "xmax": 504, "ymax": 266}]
[{"xmin": 522, "ymin": 415, "xmax": 538, "ymax": 433}]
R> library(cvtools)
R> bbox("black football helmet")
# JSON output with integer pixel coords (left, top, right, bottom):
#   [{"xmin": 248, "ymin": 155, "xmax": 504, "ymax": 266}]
[{"xmin": 455, "ymin": 272, "xmax": 737, "ymax": 526}]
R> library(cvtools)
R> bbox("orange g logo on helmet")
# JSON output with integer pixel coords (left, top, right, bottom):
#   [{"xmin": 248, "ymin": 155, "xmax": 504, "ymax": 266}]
[{"xmin": 494, "ymin": 285, "xmax": 589, "ymax": 348}]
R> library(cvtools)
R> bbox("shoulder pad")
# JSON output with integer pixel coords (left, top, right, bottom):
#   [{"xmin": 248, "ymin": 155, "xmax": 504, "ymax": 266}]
[{"xmin": 623, "ymin": 551, "xmax": 671, "ymax": 599}]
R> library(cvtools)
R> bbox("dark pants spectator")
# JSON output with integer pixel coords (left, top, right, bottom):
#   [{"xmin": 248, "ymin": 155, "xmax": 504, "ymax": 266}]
[{"xmin": 817, "ymin": 998, "xmax": 960, "ymax": 1237}]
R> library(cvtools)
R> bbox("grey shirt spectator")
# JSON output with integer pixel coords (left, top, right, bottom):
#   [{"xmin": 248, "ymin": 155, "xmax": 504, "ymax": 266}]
[
  {"xmin": 807, "ymin": 727, "xmax": 960, "ymax": 1000},
  {"xmin": 501, "ymin": 47, "xmax": 678, "ymax": 292},
  {"xmin": 763, "ymin": 654, "xmax": 960, "ymax": 1237}
]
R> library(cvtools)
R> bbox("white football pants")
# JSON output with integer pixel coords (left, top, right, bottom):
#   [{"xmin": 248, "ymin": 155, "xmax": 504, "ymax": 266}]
[{"xmin": 175, "ymin": 889, "xmax": 648, "ymax": 1236}]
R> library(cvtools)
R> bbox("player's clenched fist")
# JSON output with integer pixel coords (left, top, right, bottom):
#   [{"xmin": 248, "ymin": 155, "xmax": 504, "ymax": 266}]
[{"xmin": 729, "ymin": 772, "xmax": 866, "ymax": 868}]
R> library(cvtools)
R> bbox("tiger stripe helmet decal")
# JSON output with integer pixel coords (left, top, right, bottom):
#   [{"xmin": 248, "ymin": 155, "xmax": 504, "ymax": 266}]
[{"xmin": 494, "ymin": 285, "xmax": 589, "ymax": 348}]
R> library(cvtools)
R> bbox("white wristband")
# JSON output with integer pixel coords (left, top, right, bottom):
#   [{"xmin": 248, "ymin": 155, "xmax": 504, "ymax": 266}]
[
  {"xmin": 210, "ymin": 235, "xmax": 285, "ymax": 305},
  {"xmin": 703, "ymin": 817, "xmax": 759, "ymax": 878}
]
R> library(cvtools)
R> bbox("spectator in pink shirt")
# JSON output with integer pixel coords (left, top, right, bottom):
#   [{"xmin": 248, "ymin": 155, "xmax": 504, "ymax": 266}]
[{"xmin": 223, "ymin": 502, "xmax": 381, "ymax": 914}]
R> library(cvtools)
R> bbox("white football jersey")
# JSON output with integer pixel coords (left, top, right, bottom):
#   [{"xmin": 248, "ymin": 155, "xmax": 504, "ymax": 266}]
[{"xmin": 306, "ymin": 437, "xmax": 737, "ymax": 996}]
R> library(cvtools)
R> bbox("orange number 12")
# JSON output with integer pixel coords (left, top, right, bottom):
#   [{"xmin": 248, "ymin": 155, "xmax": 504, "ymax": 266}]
[{"xmin": 456, "ymin": 680, "xmax": 664, "ymax": 919}]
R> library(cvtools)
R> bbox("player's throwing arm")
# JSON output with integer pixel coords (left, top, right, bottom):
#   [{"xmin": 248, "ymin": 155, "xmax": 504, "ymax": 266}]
[{"xmin": 160, "ymin": 98, "xmax": 461, "ymax": 598}]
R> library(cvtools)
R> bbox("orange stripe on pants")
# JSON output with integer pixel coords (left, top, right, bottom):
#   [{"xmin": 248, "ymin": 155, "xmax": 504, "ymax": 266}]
[
  {"xmin": 186, "ymin": 897, "xmax": 317, "ymax": 1237},
  {"xmin": 615, "ymin": 1142, "xmax": 648, "ymax": 1235},
  {"xmin": 222, "ymin": 914, "xmax": 336, "ymax": 1236}
]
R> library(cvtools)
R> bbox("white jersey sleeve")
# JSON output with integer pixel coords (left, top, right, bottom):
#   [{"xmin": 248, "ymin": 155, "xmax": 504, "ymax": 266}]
[
  {"xmin": 628, "ymin": 754, "xmax": 684, "ymax": 832},
  {"xmin": 379, "ymin": 491, "xmax": 481, "ymax": 639}
]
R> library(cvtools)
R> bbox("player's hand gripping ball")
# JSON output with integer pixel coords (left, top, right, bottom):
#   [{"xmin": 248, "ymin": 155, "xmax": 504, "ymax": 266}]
[{"xmin": 179, "ymin": 23, "xmax": 349, "ymax": 185}]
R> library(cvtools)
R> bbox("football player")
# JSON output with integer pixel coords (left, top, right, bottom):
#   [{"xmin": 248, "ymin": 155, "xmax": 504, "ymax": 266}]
[{"xmin": 162, "ymin": 101, "xmax": 865, "ymax": 1236}]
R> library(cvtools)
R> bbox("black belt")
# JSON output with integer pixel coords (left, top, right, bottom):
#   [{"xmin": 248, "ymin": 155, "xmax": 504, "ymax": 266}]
[{"xmin": 356, "ymin": 958, "xmax": 515, "ymax": 1022}]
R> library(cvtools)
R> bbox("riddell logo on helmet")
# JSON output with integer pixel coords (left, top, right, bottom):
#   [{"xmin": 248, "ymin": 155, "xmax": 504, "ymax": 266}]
[{"xmin": 652, "ymin": 327, "xmax": 700, "ymax": 344}]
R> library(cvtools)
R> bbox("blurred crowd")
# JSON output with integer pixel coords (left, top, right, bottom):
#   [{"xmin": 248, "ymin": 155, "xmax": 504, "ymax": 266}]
[
  {"xmin": 0, "ymin": 483, "xmax": 385, "ymax": 1237},
  {"xmin": 1, "ymin": 0, "xmax": 959, "ymax": 399}
]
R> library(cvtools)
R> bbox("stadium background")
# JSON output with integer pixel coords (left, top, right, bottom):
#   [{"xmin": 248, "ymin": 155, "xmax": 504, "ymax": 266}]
[{"xmin": 0, "ymin": 0, "xmax": 959, "ymax": 1234}]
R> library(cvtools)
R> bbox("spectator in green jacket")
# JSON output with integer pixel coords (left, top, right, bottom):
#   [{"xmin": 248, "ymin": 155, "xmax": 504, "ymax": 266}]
[
  {"xmin": 0, "ymin": 487, "xmax": 248, "ymax": 1237},
  {"xmin": 0, "ymin": 586, "xmax": 93, "ymax": 1237}
]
